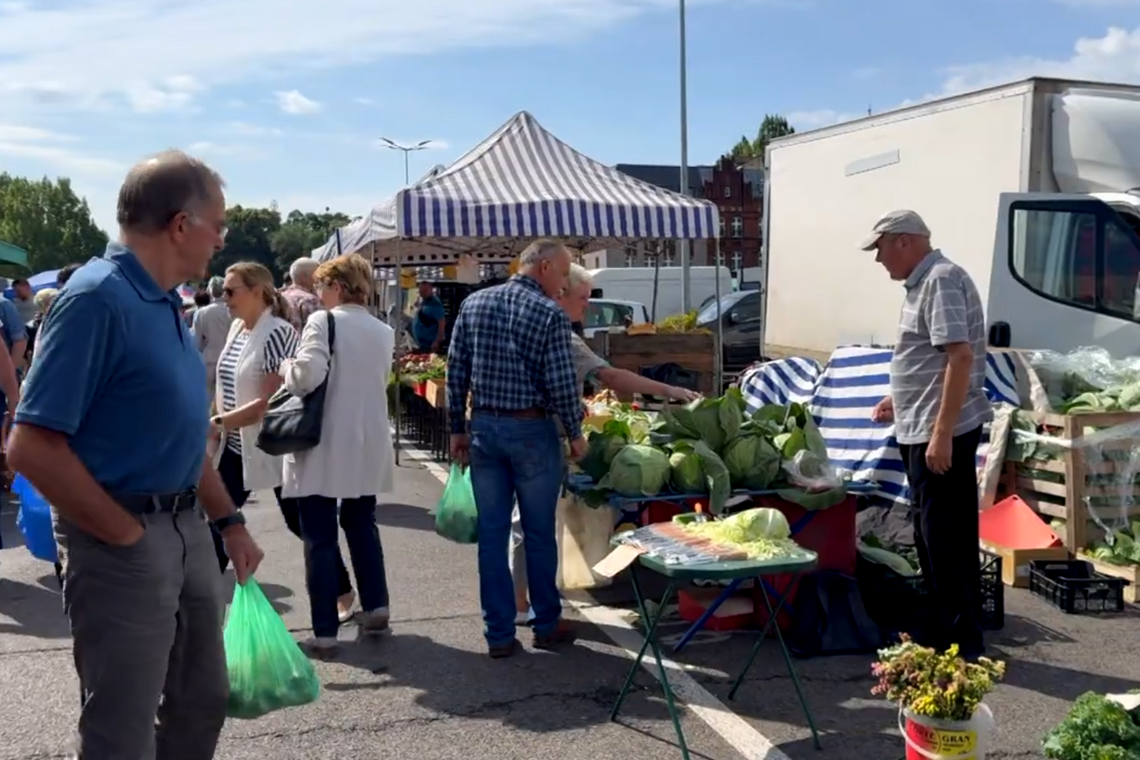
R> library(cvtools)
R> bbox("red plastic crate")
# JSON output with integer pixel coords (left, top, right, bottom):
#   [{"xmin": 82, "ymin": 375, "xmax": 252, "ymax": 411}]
[
  {"xmin": 678, "ymin": 588, "xmax": 754, "ymax": 632},
  {"xmin": 750, "ymin": 494, "xmax": 858, "ymax": 632},
  {"xmin": 638, "ymin": 500, "xmax": 688, "ymax": 526}
]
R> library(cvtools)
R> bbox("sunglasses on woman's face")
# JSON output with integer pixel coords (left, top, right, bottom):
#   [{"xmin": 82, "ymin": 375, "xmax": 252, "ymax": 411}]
[{"xmin": 223, "ymin": 284, "xmax": 246, "ymax": 298}]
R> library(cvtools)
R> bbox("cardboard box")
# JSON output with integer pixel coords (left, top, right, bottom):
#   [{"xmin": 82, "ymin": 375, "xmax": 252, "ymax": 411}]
[
  {"xmin": 980, "ymin": 540, "xmax": 1070, "ymax": 587},
  {"xmin": 424, "ymin": 378, "xmax": 446, "ymax": 409}
]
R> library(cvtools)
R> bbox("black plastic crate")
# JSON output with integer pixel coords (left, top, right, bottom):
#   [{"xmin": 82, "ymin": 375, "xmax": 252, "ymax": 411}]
[
  {"xmin": 858, "ymin": 550, "xmax": 1004, "ymax": 632},
  {"xmin": 1029, "ymin": 559, "xmax": 1126, "ymax": 614}
]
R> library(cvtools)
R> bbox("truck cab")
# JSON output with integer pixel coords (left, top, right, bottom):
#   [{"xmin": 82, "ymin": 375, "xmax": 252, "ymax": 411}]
[{"xmin": 990, "ymin": 88, "xmax": 1140, "ymax": 355}]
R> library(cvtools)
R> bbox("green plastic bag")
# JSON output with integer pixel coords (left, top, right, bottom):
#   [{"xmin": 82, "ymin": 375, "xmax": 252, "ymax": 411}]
[
  {"xmin": 224, "ymin": 577, "xmax": 321, "ymax": 719},
  {"xmin": 435, "ymin": 463, "xmax": 478, "ymax": 544}
]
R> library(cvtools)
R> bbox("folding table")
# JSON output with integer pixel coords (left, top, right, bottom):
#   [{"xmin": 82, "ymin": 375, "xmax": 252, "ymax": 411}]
[{"xmin": 610, "ymin": 551, "xmax": 823, "ymax": 760}]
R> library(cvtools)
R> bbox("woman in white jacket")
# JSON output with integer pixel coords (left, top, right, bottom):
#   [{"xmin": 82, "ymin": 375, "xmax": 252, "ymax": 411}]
[
  {"xmin": 209, "ymin": 262, "xmax": 354, "ymax": 612},
  {"xmin": 279, "ymin": 253, "xmax": 394, "ymax": 656}
]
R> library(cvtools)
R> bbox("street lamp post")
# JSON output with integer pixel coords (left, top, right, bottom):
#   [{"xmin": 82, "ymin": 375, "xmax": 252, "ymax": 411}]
[
  {"xmin": 678, "ymin": 0, "xmax": 692, "ymax": 313},
  {"xmin": 379, "ymin": 137, "xmax": 431, "ymax": 468},
  {"xmin": 380, "ymin": 137, "xmax": 432, "ymax": 185}
]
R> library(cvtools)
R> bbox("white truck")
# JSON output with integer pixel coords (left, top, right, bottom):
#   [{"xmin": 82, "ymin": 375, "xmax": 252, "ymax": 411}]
[{"xmin": 761, "ymin": 77, "xmax": 1140, "ymax": 362}]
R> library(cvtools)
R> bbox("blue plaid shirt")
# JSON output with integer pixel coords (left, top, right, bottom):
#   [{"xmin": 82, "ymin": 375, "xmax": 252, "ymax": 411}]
[{"xmin": 447, "ymin": 274, "xmax": 583, "ymax": 439}]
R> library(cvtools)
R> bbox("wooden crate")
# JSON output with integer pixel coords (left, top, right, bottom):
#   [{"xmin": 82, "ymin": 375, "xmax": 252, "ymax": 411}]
[
  {"xmin": 585, "ymin": 332, "xmax": 718, "ymax": 397},
  {"xmin": 1076, "ymin": 553, "xmax": 1140, "ymax": 603},
  {"xmin": 1000, "ymin": 411, "xmax": 1140, "ymax": 552}
]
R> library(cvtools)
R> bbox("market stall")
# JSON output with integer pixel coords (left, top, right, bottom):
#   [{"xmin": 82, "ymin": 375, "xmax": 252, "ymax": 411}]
[{"xmin": 325, "ymin": 111, "xmax": 722, "ymax": 460}]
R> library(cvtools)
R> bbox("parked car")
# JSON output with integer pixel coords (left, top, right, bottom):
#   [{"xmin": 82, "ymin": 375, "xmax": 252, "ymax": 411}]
[
  {"xmin": 697, "ymin": 290, "xmax": 762, "ymax": 371},
  {"xmin": 584, "ymin": 298, "xmax": 649, "ymax": 338}
]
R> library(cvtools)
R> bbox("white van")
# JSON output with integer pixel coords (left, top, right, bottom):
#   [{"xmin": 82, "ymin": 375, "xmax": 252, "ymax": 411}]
[{"xmin": 587, "ymin": 266, "xmax": 733, "ymax": 322}]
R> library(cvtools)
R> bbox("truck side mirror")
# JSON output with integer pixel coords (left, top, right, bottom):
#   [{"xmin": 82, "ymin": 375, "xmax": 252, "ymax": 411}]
[{"xmin": 1133, "ymin": 274, "xmax": 1140, "ymax": 322}]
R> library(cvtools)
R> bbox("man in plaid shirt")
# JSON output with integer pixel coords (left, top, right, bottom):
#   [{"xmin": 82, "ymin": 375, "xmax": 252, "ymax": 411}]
[{"xmin": 448, "ymin": 240, "xmax": 586, "ymax": 658}]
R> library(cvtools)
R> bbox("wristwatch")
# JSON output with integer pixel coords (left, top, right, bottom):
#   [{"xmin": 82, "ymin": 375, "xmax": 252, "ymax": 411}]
[{"xmin": 212, "ymin": 512, "xmax": 247, "ymax": 533}]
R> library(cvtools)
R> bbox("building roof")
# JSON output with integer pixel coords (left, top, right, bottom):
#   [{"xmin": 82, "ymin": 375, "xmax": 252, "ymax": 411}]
[{"xmin": 615, "ymin": 163, "xmax": 765, "ymax": 201}]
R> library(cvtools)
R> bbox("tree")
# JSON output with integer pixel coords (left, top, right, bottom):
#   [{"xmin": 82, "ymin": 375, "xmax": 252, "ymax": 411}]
[
  {"xmin": 208, "ymin": 206, "xmax": 353, "ymax": 283},
  {"xmin": 209, "ymin": 205, "xmax": 282, "ymax": 279},
  {"xmin": 0, "ymin": 173, "xmax": 108, "ymax": 272},
  {"xmin": 728, "ymin": 114, "xmax": 796, "ymax": 164},
  {"xmin": 269, "ymin": 209, "xmax": 351, "ymax": 273}
]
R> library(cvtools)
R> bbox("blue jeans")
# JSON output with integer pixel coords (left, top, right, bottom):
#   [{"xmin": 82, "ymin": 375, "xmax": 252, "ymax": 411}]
[
  {"xmin": 469, "ymin": 413, "xmax": 564, "ymax": 646},
  {"xmin": 297, "ymin": 495, "xmax": 389, "ymax": 638}
]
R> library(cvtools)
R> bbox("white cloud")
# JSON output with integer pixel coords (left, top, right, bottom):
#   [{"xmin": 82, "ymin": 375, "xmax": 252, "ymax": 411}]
[
  {"xmin": 0, "ymin": 123, "xmax": 123, "ymax": 176},
  {"xmin": 276, "ymin": 90, "xmax": 321, "ymax": 115},
  {"xmin": 791, "ymin": 26, "xmax": 1140, "ymax": 131},
  {"xmin": 939, "ymin": 26, "xmax": 1140, "ymax": 95},
  {"xmin": 0, "ymin": 0, "xmax": 744, "ymax": 118},
  {"xmin": 353, "ymin": 96, "xmax": 376, "ymax": 105}
]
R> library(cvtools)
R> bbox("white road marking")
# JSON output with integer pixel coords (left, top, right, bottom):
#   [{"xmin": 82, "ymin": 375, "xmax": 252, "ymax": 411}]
[{"xmin": 408, "ymin": 442, "xmax": 794, "ymax": 760}]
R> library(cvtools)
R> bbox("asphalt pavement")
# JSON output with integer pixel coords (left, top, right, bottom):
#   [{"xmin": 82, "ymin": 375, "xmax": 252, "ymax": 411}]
[{"xmin": 2, "ymin": 456, "xmax": 1139, "ymax": 760}]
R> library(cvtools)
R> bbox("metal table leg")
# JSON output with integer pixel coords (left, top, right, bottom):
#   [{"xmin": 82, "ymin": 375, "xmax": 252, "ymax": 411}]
[
  {"xmin": 672, "ymin": 578, "xmax": 743, "ymax": 653},
  {"xmin": 610, "ymin": 566, "xmax": 690, "ymax": 760},
  {"xmin": 727, "ymin": 573, "xmax": 821, "ymax": 749}
]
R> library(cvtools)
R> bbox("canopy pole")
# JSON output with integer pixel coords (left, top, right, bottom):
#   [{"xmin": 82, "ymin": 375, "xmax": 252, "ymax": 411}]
[
  {"xmin": 678, "ymin": 0, "xmax": 691, "ymax": 313},
  {"xmin": 393, "ymin": 236, "xmax": 403, "ymax": 466},
  {"xmin": 714, "ymin": 238, "xmax": 723, "ymax": 393}
]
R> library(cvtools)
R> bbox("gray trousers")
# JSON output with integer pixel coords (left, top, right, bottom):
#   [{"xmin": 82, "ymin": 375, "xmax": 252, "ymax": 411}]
[{"xmin": 57, "ymin": 510, "xmax": 228, "ymax": 760}]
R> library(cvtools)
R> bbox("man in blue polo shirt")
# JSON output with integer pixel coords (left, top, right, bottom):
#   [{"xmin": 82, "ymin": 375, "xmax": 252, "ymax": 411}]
[{"xmin": 8, "ymin": 150, "xmax": 264, "ymax": 760}]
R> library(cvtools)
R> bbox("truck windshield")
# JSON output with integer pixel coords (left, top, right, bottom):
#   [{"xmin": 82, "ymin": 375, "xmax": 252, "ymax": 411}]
[{"xmin": 697, "ymin": 292, "xmax": 749, "ymax": 323}]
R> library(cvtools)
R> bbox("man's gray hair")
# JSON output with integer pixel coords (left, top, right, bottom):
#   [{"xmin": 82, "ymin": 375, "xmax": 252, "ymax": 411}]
[
  {"xmin": 290, "ymin": 257, "xmax": 319, "ymax": 281},
  {"xmin": 207, "ymin": 276, "xmax": 224, "ymax": 298},
  {"xmin": 567, "ymin": 263, "xmax": 593, "ymax": 290},
  {"xmin": 518, "ymin": 239, "xmax": 567, "ymax": 267},
  {"xmin": 117, "ymin": 150, "xmax": 225, "ymax": 234}
]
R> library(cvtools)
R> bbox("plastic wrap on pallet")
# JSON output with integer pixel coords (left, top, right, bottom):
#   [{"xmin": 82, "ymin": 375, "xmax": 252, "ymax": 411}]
[{"xmin": 1012, "ymin": 416, "xmax": 1140, "ymax": 560}]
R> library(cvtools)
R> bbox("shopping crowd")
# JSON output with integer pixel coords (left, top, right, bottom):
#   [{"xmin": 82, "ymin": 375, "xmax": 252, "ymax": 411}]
[{"xmin": 0, "ymin": 142, "xmax": 990, "ymax": 760}]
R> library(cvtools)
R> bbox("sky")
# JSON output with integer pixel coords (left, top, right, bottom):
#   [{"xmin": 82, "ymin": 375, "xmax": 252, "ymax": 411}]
[{"xmin": 1, "ymin": 0, "xmax": 1140, "ymax": 235}]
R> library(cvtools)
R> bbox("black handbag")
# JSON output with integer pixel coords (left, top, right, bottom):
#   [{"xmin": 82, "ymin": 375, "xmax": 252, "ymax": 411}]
[{"xmin": 256, "ymin": 312, "xmax": 336, "ymax": 456}]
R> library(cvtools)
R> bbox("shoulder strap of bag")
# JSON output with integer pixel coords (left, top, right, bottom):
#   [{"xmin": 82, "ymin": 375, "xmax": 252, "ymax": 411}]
[{"xmin": 326, "ymin": 311, "xmax": 336, "ymax": 355}]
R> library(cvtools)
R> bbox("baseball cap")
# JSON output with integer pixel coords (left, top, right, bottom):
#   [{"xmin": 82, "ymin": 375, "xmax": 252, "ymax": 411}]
[{"xmin": 859, "ymin": 210, "xmax": 931, "ymax": 251}]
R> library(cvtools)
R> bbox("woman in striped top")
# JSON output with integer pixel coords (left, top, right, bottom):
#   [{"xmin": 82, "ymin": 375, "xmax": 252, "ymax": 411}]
[{"xmin": 208, "ymin": 263, "xmax": 356, "ymax": 613}]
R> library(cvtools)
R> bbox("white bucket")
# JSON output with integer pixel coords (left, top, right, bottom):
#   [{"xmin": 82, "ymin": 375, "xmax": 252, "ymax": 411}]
[{"xmin": 901, "ymin": 703, "xmax": 994, "ymax": 760}]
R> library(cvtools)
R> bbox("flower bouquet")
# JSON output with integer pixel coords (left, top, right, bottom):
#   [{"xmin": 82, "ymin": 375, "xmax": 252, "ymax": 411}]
[{"xmin": 872, "ymin": 635, "xmax": 1006, "ymax": 759}]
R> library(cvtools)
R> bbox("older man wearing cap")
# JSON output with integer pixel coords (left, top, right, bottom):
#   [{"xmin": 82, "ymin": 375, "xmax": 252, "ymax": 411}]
[{"xmin": 863, "ymin": 209, "xmax": 991, "ymax": 657}]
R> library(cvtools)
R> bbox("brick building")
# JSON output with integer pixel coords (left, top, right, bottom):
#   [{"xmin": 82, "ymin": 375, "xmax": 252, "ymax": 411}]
[{"xmin": 591, "ymin": 159, "xmax": 764, "ymax": 272}]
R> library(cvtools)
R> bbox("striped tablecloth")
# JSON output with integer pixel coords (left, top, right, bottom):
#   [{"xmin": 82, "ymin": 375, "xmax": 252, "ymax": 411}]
[{"xmin": 740, "ymin": 346, "xmax": 1019, "ymax": 505}]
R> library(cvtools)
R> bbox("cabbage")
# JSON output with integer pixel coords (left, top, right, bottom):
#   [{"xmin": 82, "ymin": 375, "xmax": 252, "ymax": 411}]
[
  {"xmin": 669, "ymin": 450, "xmax": 705, "ymax": 493},
  {"xmin": 654, "ymin": 388, "xmax": 746, "ymax": 454},
  {"xmin": 598, "ymin": 445, "xmax": 671, "ymax": 497},
  {"xmin": 715, "ymin": 507, "xmax": 791, "ymax": 542},
  {"xmin": 857, "ymin": 543, "xmax": 919, "ymax": 576},
  {"xmin": 671, "ymin": 439, "xmax": 731, "ymax": 514},
  {"xmin": 580, "ymin": 431, "xmax": 628, "ymax": 482},
  {"xmin": 722, "ymin": 435, "xmax": 781, "ymax": 490}
]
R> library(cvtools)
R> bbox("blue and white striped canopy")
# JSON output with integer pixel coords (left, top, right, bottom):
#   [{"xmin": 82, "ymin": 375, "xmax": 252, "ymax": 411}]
[
  {"xmin": 312, "ymin": 165, "xmax": 447, "ymax": 262},
  {"xmin": 395, "ymin": 111, "xmax": 718, "ymax": 243}
]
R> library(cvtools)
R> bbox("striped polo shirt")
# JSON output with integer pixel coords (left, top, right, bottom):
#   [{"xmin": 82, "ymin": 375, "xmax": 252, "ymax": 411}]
[{"xmin": 890, "ymin": 250, "xmax": 992, "ymax": 445}]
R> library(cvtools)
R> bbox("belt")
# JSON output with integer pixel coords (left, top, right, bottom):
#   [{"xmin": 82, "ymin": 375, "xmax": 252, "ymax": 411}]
[
  {"xmin": 473, "ymin": 407, "xmax": 549, "ymax": 419},
  {"xmin": 111, "ymin": 489, "xmax": 199, "ymax": 515}
]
